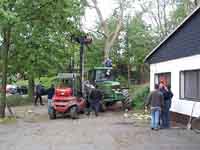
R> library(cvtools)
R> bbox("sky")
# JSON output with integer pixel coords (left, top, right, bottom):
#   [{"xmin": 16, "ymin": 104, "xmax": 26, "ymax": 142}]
[
  {"xmin": 82, "ymin": 0, "xmax": 150, "ymax": 32},
  {"xmin": 82, "ymin": 0, "xmax": 178, "ymax": 32}
]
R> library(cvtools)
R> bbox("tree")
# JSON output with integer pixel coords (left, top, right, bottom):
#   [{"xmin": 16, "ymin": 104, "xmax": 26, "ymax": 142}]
[
  {"xmin": 86, "ymin": 0, "xmax": 130, "ymax": 60},
  {"xmin": 139, "ymin": 0, "xmax": 177, "ymax": 41},
  {"xmin": 126, "ymin": 14, "xmax": 155, "ymax": 83},
  {"xmin": 0, "ymin": 0, "xmax": 18, "ymax": 118},
  {"xmin": 0, "ymin": 0, "xmax": 85, "ymax": 117}
]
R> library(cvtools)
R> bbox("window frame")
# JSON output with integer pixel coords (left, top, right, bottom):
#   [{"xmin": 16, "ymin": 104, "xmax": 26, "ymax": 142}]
[
  {"xmin": 154, "ymin": 72, "xmax": 171, "ymax": 86},
  {"xmin": 180, "ymin": 69, "xmax": 200, "ymax": 101}
]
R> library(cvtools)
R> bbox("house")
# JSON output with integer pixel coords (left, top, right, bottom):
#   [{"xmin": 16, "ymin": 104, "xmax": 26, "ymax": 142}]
[{"xmin": 145, "ymin": 6, "xmax": 200, "ymax": 123}]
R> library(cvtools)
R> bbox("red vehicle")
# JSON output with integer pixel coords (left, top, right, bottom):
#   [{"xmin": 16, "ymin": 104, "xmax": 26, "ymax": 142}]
[{"xmin": 48, "ymin": 73, "xmax": 86, "ymax": 119}]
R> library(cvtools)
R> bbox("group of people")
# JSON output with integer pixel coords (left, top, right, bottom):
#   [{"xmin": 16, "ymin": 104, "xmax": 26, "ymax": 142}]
[
  {"xmin": 146, "ymin": 82, "xmax": 173, "ymax": 130},
  {"xmin": 34, "ymin": 81, "xmax": 103, "ymax": 117}
]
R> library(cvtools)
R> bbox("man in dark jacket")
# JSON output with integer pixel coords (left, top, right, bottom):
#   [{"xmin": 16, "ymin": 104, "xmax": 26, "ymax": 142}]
[
  {"xmin": 146, "ymin": 84, "xmax": 164, "ymax": 130},
  {"xmin": 35, "ymin": 82, "xmax": 44, "ymax": 106},
  {"xmin": 87, "ymin": 85, "xmax": 103, "ymax": 117},
  {"xmin": 47, "ymin": 84, "xmax": 55, "ymax": 114},
  {"xmin": 160, "ymin": 84, "xmax": 173, "ymax": 128}
]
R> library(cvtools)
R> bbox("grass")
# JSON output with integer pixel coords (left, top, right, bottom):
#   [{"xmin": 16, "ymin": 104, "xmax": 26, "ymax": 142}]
[
  {"xmin": 0, "ymin": 117, "xmax": 17, "ymax": 124},
  {"xmin": 6, "ymin": 95, "xmax": 32, "ymax": 107}
]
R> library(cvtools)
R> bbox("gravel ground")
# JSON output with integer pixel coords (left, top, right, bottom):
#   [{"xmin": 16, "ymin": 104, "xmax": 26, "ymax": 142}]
[{"xmin": 0, "ymin": 105, "xmax": 200, "ymax": 150}]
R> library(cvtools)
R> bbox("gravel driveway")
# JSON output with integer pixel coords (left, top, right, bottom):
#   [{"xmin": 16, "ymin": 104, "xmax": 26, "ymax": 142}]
[{"xmin": 0, "ymin": 105, "xmax": 200, "ymax": 150}]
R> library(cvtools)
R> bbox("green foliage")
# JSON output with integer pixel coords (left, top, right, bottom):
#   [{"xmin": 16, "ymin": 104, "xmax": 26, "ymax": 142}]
[
  {"xmin": 6, "ymin": 95, "xmax": 32, "ymax": 107},
  {"xmin": 1, "ymin": 0, "xmax": 86, "ymax": 79},
  {"xmin": 85, "ymin": 36, "xmax": 104, "ymax": 69},
  {"xmin": 16, "ymin": 76, "xmax": 55, "ymax": 88},
  {"xmin": 131, "ymin": 84, "xmax": 149, "ymax": 109},
  {"xmin": 169, "ymin": 0, "xmax": 190, "ymax": 28},
  {"xmin": 127, "ymin": 14, "xmax": 155, "ymax": 66},
  {"xmin": 116, "ymin": 75, "xmax": 128, "ymax": 87},
  {"xmin": 36, "ymin": 77, "xmax": 55, "ymax": 88}
]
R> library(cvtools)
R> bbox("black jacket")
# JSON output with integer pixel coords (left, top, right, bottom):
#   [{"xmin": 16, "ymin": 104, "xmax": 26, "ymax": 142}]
[
  {"xmin": 89, "ymin": 89, "xmax": 103, "ymax": 104},
  {"xmin": 47, "ymin": 87, "xmax": 55, "ymax": 99}
]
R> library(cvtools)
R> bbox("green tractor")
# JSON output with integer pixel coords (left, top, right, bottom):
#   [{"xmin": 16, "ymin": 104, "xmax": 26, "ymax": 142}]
[{"xmin": 85, "ymin": 67, "xmax": 131, "ymax": 110}]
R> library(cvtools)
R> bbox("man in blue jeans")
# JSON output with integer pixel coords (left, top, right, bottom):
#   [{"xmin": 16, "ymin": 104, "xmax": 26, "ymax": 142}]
[
  {"xmin": 47, "ymin": 84, "xmax": 55, "ymax": 114},
  {"xmin": 160, "ymin": 84, "xmax": 173, "ymax": 128},
  {"xmin": 146, "ymin": 84, "xmax": 164, "ymax": 130}
]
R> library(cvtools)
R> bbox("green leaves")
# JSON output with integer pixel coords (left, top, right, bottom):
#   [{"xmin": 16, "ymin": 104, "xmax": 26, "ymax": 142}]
[{"xmin": 1, "ymin": 0, "xmax": 86, "ymax": 80}]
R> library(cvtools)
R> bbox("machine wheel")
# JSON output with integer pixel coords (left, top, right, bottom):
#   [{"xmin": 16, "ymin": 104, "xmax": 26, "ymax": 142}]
[
  {"xmin": 70, "ymin": 106, "xmax": 79, "ymax": 119},
  {"xmin": 49, "ymin": 108, "xmax": 56, "ymax": 120},
  {"xmin": 121, "ymin": 89, "xmax": 132, "ymax": 110}
]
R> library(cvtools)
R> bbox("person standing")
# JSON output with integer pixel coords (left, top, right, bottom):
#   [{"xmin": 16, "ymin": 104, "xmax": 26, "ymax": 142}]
[
  {"xmin": 146, "ymin": 84, "xmax": 164, "ymax": 130},
  {"xmin": 87, "ymin": 85, "xmax": 103, "ymax": 117},
  {"xmin": 159, "ymin": 82, "xmax": 168, "ymax": 127},
  {"xmin": 161, "ymin": 85, "xmax": 173, "ymax": 128},
  {"xmin": 47, "ymin": 84, "xmax": 55, "ymax": 114},
  {"xmin": 35, "ymin": 82, "xmax": 44, "ymax": 106}
]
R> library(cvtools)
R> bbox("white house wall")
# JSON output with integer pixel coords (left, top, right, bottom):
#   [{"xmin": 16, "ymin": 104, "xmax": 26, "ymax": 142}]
[{"xmin": 150, "ymin": 54, "xmax": 200, "ymax": 117}]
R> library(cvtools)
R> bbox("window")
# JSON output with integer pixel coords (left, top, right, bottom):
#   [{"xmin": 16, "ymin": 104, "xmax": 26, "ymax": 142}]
[
  {"xmin": 95, "ymin": 69, "xmax": 114, "ymax": 82},
  {"xmin": 155, "ymin": 73, "xmax": 171, "ymax": 86},
  {"xmin": 180, "ymin": 70, "xmax": 200, "ymax": 101}
]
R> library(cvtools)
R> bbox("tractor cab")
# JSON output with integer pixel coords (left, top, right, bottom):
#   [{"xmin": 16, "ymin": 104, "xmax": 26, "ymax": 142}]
[
  {"xmin": 88, "ymin": 67, "xmax": 115, "ymax": 84},
  {"xmin": 48, "ymin": 73, "xmax": 86, "ymax": 120}
]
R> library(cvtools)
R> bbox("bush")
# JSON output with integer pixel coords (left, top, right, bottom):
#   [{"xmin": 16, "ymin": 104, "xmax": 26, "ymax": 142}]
[
  {"xmin": 116, "ymin": 75, "xmax": 128, "ymax": 87},
  {"xmin": 38, "ymin": 77, "xmax": 56, "ymax": 88},
  {"xmin": 6, "ymin": 95, "xmax": 32, "ymax": 107},
  {"xmin": 131, "ymin": 84, "xmax": 149, "ymax": 109},
  {"xmin": 16, "ymin": 76, "xmax": 56, "ymax": 88}
]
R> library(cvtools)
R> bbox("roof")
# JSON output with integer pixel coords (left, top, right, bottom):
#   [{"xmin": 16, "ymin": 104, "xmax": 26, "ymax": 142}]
[{"xmin": 145, "ymin": 6, "xmax": 200, "ymax": 63}]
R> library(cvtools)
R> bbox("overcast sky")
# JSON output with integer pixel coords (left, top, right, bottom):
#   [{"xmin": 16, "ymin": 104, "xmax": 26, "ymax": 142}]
[
  {"xmin": 82, "ymin": 0, "xmax": 178, "ymax": 32},
  {"xmin": 82, "ymin": 0, "xmax": 148, "ymax": 32}
]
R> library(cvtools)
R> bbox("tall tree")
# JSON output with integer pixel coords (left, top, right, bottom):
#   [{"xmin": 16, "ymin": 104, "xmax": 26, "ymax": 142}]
[
  {"xmin": 0, "ymin": 0, "xmax": 17, "ymax": 117},
  {"xmin": 126, "ymin": 14, "xmax": 155, "ymax": 83},
  {"xmin": 86, "ymin": 0, "xmax": 129, "ymax": 60},
  {"xmin": 0, "ymin": 0, "xmax": 85, "ymax": 117},
  {"xmin": 139, "ymin": 0, "xmax": 176, "ymax": 41}
]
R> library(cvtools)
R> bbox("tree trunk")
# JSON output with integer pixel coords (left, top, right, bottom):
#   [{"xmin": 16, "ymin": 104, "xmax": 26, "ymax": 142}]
[
  {"xmin": 139, "ymin": 64, "xmax": 146, "ymax": 84},
  {"xmin": 89, "ymin": 0, "xmax": 124, "ymax": 61},
  {"xmin": 103, "ymin": 40, "xmax": 112, "ymax": 60},
  {"xmin": 127, "ymin": 64, "xmax": 131, "ymax": 88},
  {"xmin": 0, "ymin": 28, "xmax": 10, "ymax": 118},
  {"xmin": 28, "ymin": 74, "xmax": 35, "ymax": 102}
]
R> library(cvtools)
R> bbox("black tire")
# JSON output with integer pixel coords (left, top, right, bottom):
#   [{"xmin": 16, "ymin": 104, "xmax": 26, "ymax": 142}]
[
  {"xmin": 70, "ymin": 106, "xmax": 79, "ymax": 119},
  {"xmin": 121, "ymin": 89, "xmax": 132, "ymax": 110},
  {"xmin": 49, "ymin": 108, "xmax": 56, "ymax": 120}
]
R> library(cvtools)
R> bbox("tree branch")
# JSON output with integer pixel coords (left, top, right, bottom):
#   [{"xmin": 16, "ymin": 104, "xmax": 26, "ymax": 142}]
[{"xmin": 90, "ymin": 0, "xmax": 109, "ymax": 35}]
